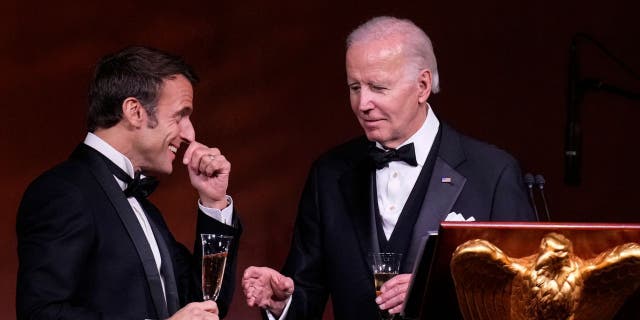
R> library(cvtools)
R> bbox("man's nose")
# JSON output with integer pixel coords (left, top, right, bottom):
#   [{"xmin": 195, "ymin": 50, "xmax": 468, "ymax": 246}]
[
  {"xmin": 180, "ymin": 119, "xmax": 195, "ymax": 142},
  {"xmin": 358, "ymin": 90, "xmax": 374, "ymax": 112}
]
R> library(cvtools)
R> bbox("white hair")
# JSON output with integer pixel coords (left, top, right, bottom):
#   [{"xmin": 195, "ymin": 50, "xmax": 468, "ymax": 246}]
[{"xmin": 346, "ymin": 16, "xmax": 440, "ymax": 93}]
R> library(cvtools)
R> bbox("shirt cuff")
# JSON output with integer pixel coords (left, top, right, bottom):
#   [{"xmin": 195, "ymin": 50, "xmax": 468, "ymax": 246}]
[
  {"xmin": 266, "ymin": 295, "xmax": 292, "ymax": 320},
  {"xmin": 198, "ymin": 195, "xmax": 234, "ymax": 226}
]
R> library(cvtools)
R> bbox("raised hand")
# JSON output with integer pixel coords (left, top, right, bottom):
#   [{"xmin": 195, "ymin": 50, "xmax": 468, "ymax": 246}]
[{"xmin": 183, "ymin": 142, "xmax": 230, "ymax": 209}]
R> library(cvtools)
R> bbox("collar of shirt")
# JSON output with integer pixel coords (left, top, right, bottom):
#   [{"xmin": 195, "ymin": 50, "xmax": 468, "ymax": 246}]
[
  {"xmin": 375, "ymin": 103, "xmax": 440, "ymax": 167},
  {"xmin": 84, "ymin": 132, "xmax": 138, "ymax": 191}
]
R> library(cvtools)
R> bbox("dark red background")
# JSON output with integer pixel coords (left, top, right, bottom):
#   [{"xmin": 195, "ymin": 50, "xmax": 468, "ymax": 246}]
[{"xmin": 2, "ymin": 1, "xmax": 639, "ymax": 319}]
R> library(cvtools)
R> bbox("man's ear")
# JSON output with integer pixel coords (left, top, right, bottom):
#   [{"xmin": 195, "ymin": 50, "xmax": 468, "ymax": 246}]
[
  {"xmin": 121, "ymin": 97, "xmax": 144, "ymax": 128},
  {"xmin": 417, "ymin": 69, "xmax": 432, "ymax": 104}
]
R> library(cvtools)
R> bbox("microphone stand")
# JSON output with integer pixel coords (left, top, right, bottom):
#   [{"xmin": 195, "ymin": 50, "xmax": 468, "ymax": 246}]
[
  {"xmin": 564, "ymin": 33, "xmax": 640, "ymax": 186},
  {"xmin": 535, "ymin": 174, "xmax": 551, "ymax": 222},
  {"xmin": 524, "ymin": 173, "xmax": 540, "ymax": 222}
]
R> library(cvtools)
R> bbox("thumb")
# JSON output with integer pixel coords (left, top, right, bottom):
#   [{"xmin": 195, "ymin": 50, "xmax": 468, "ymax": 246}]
[{"xmin": 270, "ymin": 273, "xmax": 293, "ymax": 299}]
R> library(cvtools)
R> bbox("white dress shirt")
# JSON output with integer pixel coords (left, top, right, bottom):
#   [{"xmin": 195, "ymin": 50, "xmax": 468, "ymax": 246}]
[
  {"xmin": 83, "ymin": 133, "xmax": 234, "ymax": 302},
  {"xmin": 375, "ymin": 106, "xmax": 439, "ymax": 239}
]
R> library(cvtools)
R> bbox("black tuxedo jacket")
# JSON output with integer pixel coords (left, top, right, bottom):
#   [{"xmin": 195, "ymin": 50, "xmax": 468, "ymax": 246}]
[
  {"xmin": 17, "ymin": 144, "xmax": 241, "ymax": 319},
  {"xmin": 281, "ymin": 124, "xmax": 536, "ymax": 319}
]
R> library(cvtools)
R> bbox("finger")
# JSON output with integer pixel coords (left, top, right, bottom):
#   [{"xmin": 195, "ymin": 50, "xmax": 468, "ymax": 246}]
[
  {"xmin": 270, "ymin": 272, "xmax": 291, "ymax": 291},
  {"xmin": 382, "ymin": 291, "xmax": 406, "ymax": 309},
  {"xmin": 243, "ymin": 266, "xmax": 270, "ymax": 281},
  {"xmin": 246, "ymin": 296, "xmax": 255, "ymax": 307},
  {"xmin": 199, "ymin": 154, "xmax": 216, "ymax": 175},
  {"xmin": 242, "ymin": 283, "xmax": 252, "ymax": 296},
  {"xmin": 189, "ymin": 146, "xmax": 221, "ymax": 171},
  {"xmin": 389, "ymin": 301, "xmax": 406, "ymax": 314},
  {"xmin": 382, "ymin": 282, "xmax": 409, "ymax": 299},
  {"xmin": 244, "ymin": 284, "xmax": 256, "ymax": 298},
  {"xmin": 197, "ymin": 151, "xmax": 225, "ymax": 175},
  {"xmin": 243, "ymin": 266, "xmax": 259, "ymax": 280},
  {"xmin": 395, "ymin": 273, "xmax": 412, "ymax": 284},
  {"xmin": 244, "ymin": 286, "xmax": 258, "ymax": 307},
  {"xmin": 242, "ymin": 278, "xmax": 260, "ymax": 289},
  {"xmin": 182, "ymin": 141, "xmax": 204, "ymax": 165},
  {"xmin": 201, "ymin": 300, "xmax": 219, "ymax": 314},
  {"xmin": 192, "ymin": 148, "xmax": 217, "ymax": 172},
  {"xmin": 381, "ymin": 273, "xmax": 411, "ymax": 292},
  {"xmin": 378, "ymin": 284, "xmax": 408, "ymax": 310},
  {"xmin": 276, "ymin": 275, "xmax": 295, "ymax": 295},
  {"xmin": 202, "ymin": 155, "xmax": 230, "ymax": 177},
  {"xmin": 186, "ymin": 145, "xmax": 206, "ymax": 170}
]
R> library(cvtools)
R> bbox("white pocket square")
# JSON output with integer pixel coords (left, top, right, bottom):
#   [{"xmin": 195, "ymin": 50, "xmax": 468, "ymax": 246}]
[{"xmin": 445, "ymin": 212, "xmax": 476, "ymax": 222}]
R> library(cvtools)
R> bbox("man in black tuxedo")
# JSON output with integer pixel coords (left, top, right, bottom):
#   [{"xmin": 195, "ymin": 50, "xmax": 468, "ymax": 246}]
[
  {"xmin": 241, "ymin": 16, "xmax": 535, "ymax": 319},
  {"xmin": 17, "ymin": 46, "xmax": 241, "ymax": 320}
]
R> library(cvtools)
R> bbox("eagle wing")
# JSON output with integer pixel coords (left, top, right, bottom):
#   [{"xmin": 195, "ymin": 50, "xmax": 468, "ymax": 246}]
[
  {"xmin": 574, "ymin": 242, "xmax": 640, "ymax": 319},
  {"xmin": 450, "ymin": 239, "xmax": 526, "ymax": 320}
]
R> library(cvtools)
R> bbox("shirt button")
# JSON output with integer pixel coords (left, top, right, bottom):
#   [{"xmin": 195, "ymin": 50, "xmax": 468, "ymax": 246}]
[
  {"xmin": 392, "ymin": 172, "xmax": 398, "ymax": 178},
  {"xmin": 389, "ymin": 205, "xmax": 396, "ymax": 211}
]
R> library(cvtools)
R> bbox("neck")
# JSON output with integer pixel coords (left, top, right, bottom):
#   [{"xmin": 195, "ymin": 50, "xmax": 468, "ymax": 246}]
[{"xmin": 93, "ymin": 126, "xmax": 140, "ymax": 171}]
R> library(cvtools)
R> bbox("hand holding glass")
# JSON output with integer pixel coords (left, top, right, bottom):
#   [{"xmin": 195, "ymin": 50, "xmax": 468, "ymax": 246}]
[
  {"xmin": 201, "ymin": 234, "xmax": 233, "ymax": 301},
  {"xmin": 371, "ymin": 252, "xmax": 402, "ymax": 320}
]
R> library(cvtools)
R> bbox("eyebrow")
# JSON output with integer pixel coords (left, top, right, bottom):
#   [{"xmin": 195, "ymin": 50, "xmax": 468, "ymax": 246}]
[{"xmin": 177, "ymin": 107, "xmax": 192, "ymax": 117}]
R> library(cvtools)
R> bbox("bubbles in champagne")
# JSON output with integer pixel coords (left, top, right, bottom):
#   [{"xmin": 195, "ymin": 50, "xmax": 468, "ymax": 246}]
[{"xmin": 202, "ymin": 252, "xmax": 228, "ymax": 300}]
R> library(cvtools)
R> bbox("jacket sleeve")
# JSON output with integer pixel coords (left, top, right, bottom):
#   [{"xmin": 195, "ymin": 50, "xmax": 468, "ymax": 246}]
[{"xmin": 280, "ymin": 164, "xmax": 330, "ymax": 320}]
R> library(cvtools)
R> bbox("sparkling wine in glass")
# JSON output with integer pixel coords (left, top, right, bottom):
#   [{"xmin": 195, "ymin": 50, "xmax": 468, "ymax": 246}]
[
  {"xmin": 371, "ymin": 252, "xmax": 402, "ymax": 320},
  {"xmin": 201, "ymin": 234, "xmax": 233, "ymax": 301}
]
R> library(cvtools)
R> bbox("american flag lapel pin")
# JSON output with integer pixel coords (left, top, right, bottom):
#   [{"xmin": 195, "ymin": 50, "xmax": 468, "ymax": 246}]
[{"xmin": 441, "ymin": 177, "xmax": 452, "ymax": 183}]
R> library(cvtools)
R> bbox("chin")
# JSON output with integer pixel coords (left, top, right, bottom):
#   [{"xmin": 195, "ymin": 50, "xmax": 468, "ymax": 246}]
[
  {"xmin": 147, "ymin": 164, "xmax": 173, "ymax": 176},
  {"xmin": 364, "ymin": 130, "xmax": 382, "ymax": 141},
  {"xmin": 365, "ymin": 133, "xmax": 390, "ymax": 145}
]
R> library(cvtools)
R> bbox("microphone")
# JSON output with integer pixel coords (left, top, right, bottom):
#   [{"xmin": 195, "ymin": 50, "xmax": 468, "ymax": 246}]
[
  {"xmin": 523, "ymin": 173, "xmax": 539, "ymax": 222},
  {"xmin": 564, "ymin": 37, "xmax": 583, "ymax": 186},
  {"xmin": 534, "ymin": 174, "xmax": 551, "ymax": 222}
]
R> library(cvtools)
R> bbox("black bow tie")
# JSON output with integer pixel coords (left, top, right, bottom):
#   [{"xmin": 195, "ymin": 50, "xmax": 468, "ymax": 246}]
[
  {"xmin": 99, "ymin": 155, "xmax": 159, "ymax": 199},
  {"xmin": 123, "ymin": 171, "xmax": 159, "ymax": 199},
  {"xmin": 368, "ymin": 143, "xmax": 418, "ymax": 169}
]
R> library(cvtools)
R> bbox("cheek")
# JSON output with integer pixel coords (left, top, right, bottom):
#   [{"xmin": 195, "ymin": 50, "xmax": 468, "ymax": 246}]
[{"xmin": 349, "ymin": 94, "xmax": 359, "ymax": 110}]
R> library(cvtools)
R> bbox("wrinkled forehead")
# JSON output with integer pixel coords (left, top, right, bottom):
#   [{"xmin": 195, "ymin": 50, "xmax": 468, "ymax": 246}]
[
  {"xmin": 347, "ymin": 35, "xmax": 407, "ymax": 60},
  {"xmin": 346, "ymin": 40, "xmax": 416, "ymax": 83},
  {"xmin": 346, "ymin": 38, "xmax": 410, "ymax": 71}
]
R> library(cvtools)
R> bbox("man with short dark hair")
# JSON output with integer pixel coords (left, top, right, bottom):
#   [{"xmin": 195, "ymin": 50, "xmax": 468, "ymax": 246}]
[
  {"xmin": 17, "ymin": 46, "xmax": 240, "ymax": 320},
  {"xmin": 242, "ymin": 16, "xmax": 535, "ymax": 319}
]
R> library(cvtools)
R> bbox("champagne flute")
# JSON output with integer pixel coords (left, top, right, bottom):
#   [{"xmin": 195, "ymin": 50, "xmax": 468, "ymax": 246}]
[
  {"xmin": 201, "ymin": 234, "xmax": 233, "ymax": 301},
  {"xmin": 371, "ymin": 252, "xmax": 402, "ymax": 320}
]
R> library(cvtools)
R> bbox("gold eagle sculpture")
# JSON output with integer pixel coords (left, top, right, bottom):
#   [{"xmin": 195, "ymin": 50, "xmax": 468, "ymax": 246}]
[{"xmin": 450, "ymin": 233, "xmax": 640, "ymax": 320}]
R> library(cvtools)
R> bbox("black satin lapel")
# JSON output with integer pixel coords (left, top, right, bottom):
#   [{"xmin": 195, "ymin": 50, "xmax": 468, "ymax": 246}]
[
  {"xmin": 75, "ymin": 145, "xmax": 169, "ymax": 319},
  {"xmin": 144, "ymin": 206, "xmax": 180, "ymax": 315},
  {"xmin": 405, "ymin": 158, "xmax": 466, "ymax": 271},
  {"xmin": 339, "ymin": 161, "xmax": 377, "ymax": 267}
]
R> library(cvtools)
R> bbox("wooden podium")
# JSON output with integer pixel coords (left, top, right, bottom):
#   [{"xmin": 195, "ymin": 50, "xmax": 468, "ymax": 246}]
[{"xmin": 407, "ymin": 222, "xmax": 640, "ymax": 320}]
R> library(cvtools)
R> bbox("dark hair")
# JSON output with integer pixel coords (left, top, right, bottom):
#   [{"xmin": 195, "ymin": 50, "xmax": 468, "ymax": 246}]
[{"xmin": 87, "ymin": 46, "xmax": 199, "ymax": 131}]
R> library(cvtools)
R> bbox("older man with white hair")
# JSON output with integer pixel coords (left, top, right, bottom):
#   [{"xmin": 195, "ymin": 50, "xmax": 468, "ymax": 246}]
[{"xmin": 242, "ymin": 16, "xmax": 535, "ymax": 319}]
